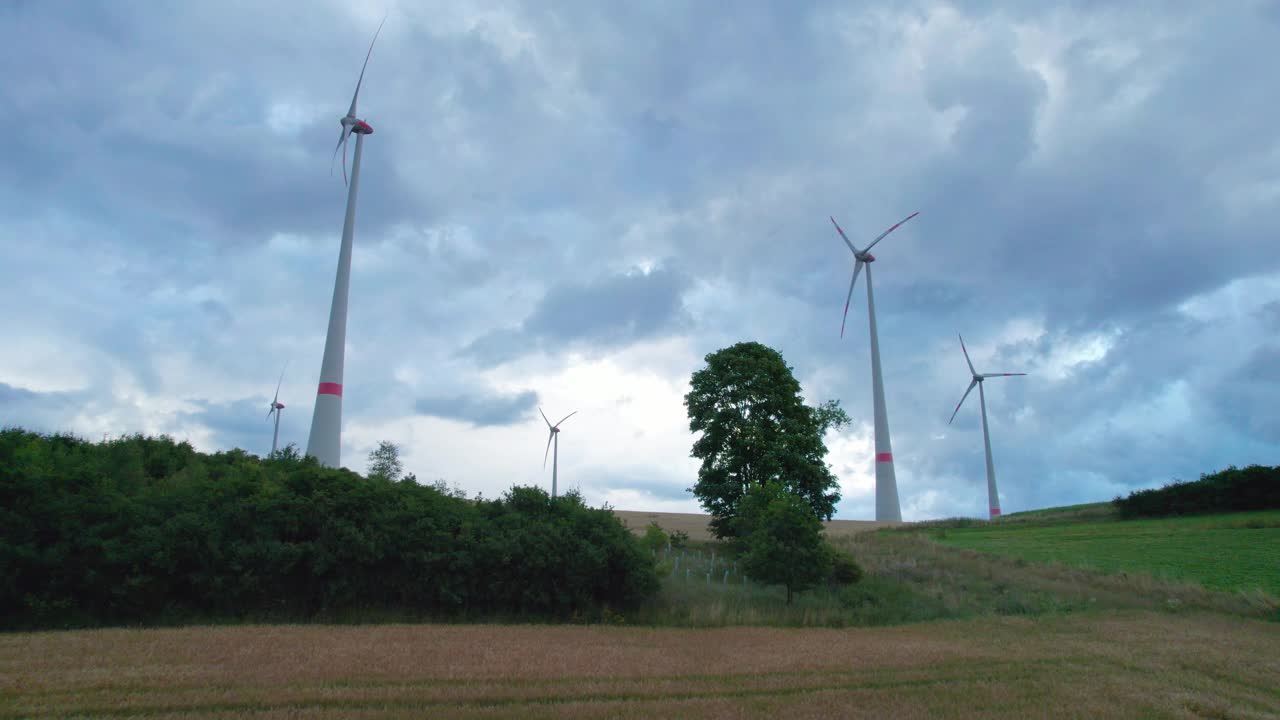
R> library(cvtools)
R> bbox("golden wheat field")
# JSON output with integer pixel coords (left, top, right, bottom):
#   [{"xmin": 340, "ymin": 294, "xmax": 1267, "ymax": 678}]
[
  {"xmin": 4, "ymin": 611, "xmax": 1278, "ymax": 719},
  {"xmin": 613, "ymin": 510, "xmax": 897, "ymax": 541}
]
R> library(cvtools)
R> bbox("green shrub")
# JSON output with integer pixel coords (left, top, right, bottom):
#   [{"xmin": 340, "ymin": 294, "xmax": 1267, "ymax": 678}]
[
  {"xmin": 1113, "ymin": 465, "xmax": 1280, "ymax": 518},
  {"xmin": 827, "ymin": 547, "xmax": 864, "ymax": 586},
  {"xmin": 0, "ymin": 428, "xmax": 659, "ymax": 628},
  {"xmin": 643, "ymin": 522, "xmax": 669, "ymax": 552}
]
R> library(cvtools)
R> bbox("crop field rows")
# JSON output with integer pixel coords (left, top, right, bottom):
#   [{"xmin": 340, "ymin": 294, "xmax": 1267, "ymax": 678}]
[{"xmin": 4, "ymin": 612, "xmax": 1278, "ymax": 719}]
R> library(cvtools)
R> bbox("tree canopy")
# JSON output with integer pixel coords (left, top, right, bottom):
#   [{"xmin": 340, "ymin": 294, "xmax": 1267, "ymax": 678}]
[
  {"xmin": 367, "ymin": 440, "xmax": 404, "ymax": 482},
  {"xmin": 684, "ymin": 341, "xmax": 850, "ymax": 538}
]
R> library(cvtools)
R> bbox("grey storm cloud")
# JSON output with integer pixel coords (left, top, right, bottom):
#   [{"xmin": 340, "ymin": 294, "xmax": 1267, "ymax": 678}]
[
  {"xmin": 0, "ymin": 383, "xmax": 87, "ymax": 436},
  {"xmin": 2, "ymin": 1, "xmax": 1278, "ymax": 517},
  {"xmin": 415, "ymin": 388, "xmax": 539, "ymax": 427},
  {"xmin": 463, "ymin": 267, "xmax": 691, "ymax": 367},
  {"xmin": 1211, "ymin": 344, "xmax": 1280, "ymax": 444},
  {"xmin": 0, "ymin": 382, "xmax": 40, "ymax": 405}
]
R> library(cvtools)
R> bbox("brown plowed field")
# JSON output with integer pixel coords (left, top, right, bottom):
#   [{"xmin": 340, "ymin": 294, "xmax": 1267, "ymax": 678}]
[{"xmin": 4, "ymin": 611, "xmax": 1277, "ymax": 719}]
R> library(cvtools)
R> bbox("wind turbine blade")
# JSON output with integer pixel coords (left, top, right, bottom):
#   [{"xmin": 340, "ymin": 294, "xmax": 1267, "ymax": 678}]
[
  {"xmin": 829, "ymin": 216, "xmax": 858, "ymax": 254},
  {"xmin": 330, "ymin": 127, "xmax": 350, "ymax": 176},
  {"xmin": 958, "ymin": 334, "xmax": 976, "ymax": 376},
  {"xmin": 984, "ymin": 373, "xmax": 1028, "ymax": 378},
  {"xmin": 863, "ymin": 211, "xmax": 919, "ymax": 253},
  {"xmin": 543, "ymin": 430, "xmax": 554, "ymax": 468},
  {"xmin": 347, "ymin": 14, "xmax": 388, "ymax": 119},
  {"xmin": 539, "ymin": 407, "xmax": 552, "ymax": 428},
  {"xmin": 949, "ymin": 379, "xmax": 978, "ymax": 425},
  {"xmin": 267, "ymin": 406, "xmax": 276, "ymax": 420},
  {"xmin": 840, "ymin": 259, "xmax": 864, "ymax": 338},
  {"xmin": 273, "ymin": 362, "xmax": 287, "ymax": 404},
  {"xmin": 555, "ymin": 410, "xmax": 578, "ymax": 427},
  {"xmin": 342, "ymin": 133, "xmax": 349, "ymax": 186}
]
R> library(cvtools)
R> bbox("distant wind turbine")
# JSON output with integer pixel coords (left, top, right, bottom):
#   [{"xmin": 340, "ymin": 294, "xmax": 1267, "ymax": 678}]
[
  {"xmin": 266, "ymin": 362, "xmax": 288, "ymax": 456},
  {"xmin": 948, "ymin": 334, "xmax": 1026, "ymax": 520},
  {"xmin": 540, "ymin": 408, "xmax": 577, "ymax": 499},
  {"xmin": 306, "ymin": 16, "xmax": 386, "ymax": 468},
  {"xmin": 830, "ymin": 211, "xmax": 919, "ymax": 523}
]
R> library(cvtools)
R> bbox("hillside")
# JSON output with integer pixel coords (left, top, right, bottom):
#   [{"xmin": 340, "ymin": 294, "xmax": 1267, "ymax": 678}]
[
  {"xmin": 927, "ymin": 508, "xmax": 1280, "ymax": 596},
  {"xmin": 613, "ymin": 509, "xmax": 898, "ymax": 541}
]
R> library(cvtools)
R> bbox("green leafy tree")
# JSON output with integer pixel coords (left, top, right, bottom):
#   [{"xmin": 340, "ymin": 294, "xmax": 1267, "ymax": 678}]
[
  {"xmin": 738, "ymin": 482, "xmax": 832, "ymax": 605},
  {"xmin": 431, "ymin": 477, "xmax": 468, "ymax": 499},
  {"xmin": 684, "ymin": 341, "xmax": 850, "ymax": 538},
  {"xmin": 366, "ymin": 440, "xmax": 403, "ymax": 482},
  {"xmin": 642, "ymin": 522, "xmax": 669, "ymax": 553}
]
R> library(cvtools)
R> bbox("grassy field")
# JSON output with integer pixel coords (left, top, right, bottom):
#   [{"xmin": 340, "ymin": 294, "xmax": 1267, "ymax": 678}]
[
  {"xmin": 618, "ymin": 505, "xmax": 1277, "ymax": 626},
  {"xmin": 626, "ymin": 527, "xmax": 1276, "ymax": 629},
  {"xmin": 926, "ymin": 509, "xmax": 1280, "ymax": 596},
  {"xmin": 3, "ymin": 612, "xmax": 1277, "ymax": 719}
]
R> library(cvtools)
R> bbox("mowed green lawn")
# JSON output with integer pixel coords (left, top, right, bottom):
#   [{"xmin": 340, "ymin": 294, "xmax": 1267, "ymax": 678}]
[{"xmin": 930, "ymin": 510, "xmax": 1280, "ymax": 595}]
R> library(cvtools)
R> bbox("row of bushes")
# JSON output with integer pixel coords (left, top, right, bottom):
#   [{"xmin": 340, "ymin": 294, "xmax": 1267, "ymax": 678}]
[
  {"xmin": 0, "ymin": 429, "xmax": 658, "ymax": 629},
  {"xmin": 1112, "ymin": 464, "xmax": 1279, "ymax": 519}
]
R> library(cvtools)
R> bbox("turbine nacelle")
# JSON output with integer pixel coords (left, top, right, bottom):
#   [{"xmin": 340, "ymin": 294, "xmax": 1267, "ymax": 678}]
[
  {"xmin": 342, "ymin": 117, "xmax": 374, "ymax": 135},
  {"xmin": 540, "ymin": 407, "xmax": 577, "ymax": 469},
  {"xmin": 949, "ymin": 334, "xmax": 1027, "ymax": 425},
  {"xmin": 331, "ymin": 16, "xmax": 386, "ymax": 185},
  {"xmin": 267, "ymin": 363, "xmax": 288, "ymax": 420},
  {"xmin": 829, "ymin": 211, "xmax": 918, "ymax": 338}
]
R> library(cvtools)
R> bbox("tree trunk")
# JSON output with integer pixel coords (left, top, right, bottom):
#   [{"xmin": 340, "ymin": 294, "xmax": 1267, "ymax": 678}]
[{"xmin": 786, "ymin": 585, "xmax": 793, "ymax": 605}]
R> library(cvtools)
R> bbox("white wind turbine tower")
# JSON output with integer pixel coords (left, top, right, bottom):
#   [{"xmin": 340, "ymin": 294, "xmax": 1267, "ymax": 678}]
[
  {"xmin": 830, "ymin": 211, "xmax": 919, "ymax": 522},
  {"xmin": 948, "ymin": 334, "xmax": 1026, "ymax": 520},
  {"xmin": 266, "ymin": 362, "xmax": 288, "ymax": 456},
  {"xmin": 305, "ymin": 17, "xmax": 386, "ymax": 468},
  {"xmin": 540, "ymin": 408, "xmax": 577, "ymax": 499}
]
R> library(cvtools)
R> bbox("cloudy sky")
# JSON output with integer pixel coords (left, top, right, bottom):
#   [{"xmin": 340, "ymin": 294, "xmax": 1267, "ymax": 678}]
[{"xmin": 2, "ymin": 1, "xmax": 1278, "ymax": 520}]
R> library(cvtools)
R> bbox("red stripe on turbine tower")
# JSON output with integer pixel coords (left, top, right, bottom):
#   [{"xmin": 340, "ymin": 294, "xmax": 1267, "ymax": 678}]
[
  {"xmin": 875, "ymin": 452, "xmax": 893, "ymax": 463},
  {"xmin": 318, "ymin": 382, "xmax": 343, "ymax": 397},
  {"xmin": 990, "ymin": 508, "xmax": 1002, "ymax": 516}
]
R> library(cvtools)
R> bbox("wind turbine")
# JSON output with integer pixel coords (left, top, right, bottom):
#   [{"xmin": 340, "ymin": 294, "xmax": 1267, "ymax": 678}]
[
  {"xmin": 830, "ymin": 211, "xmax": 919, "ymax": 522},
  {"xmin": 948, "ymin": 334, "xmax": 1026, "ymax": 520},
  {"xmin": 540, "ymin": 408, "xmax": 577, "ymax": 499},
  {"xmin": 305, "ymin": 17, "xmax": 386, "ymax": 468},
  {"xmin": 266, "ymin": 362, "xmax": 288, "ymax": 456}
]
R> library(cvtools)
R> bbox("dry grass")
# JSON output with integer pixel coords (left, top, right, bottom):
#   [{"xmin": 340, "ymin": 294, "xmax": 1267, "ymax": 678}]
[
  {"xmin": 613, "ymin": 510, "xmax": 897, "ymax": 542},
  {"xmin": 4, "ymin": 611, "xmax": 1277, "ymax": 719}
]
